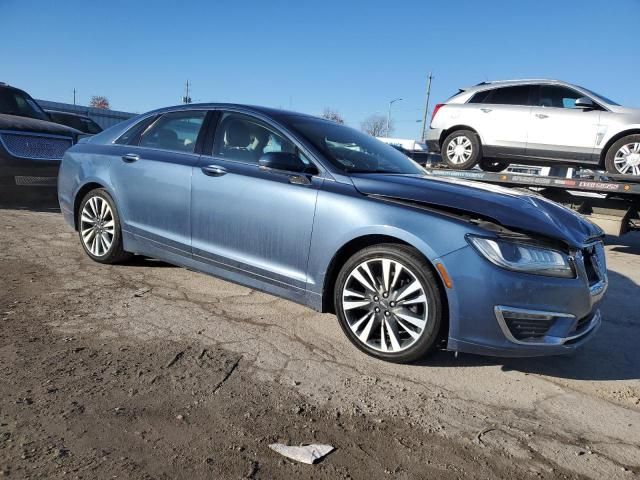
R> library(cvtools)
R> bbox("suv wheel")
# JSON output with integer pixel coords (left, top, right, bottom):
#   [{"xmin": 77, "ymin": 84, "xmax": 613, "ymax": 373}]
[
  {"xmin": 442, "ymin": 130, "xmax": 482, "ymax": 170},
  {"xmin": 78, "ymin": 188, "xmax": 131, "ymax": 264},
  {"xmin": 334, "ymin": 244, "xmax": 443, "ymax": 363},
  {"xmin": 605, "ymin": 134, "xmax": 640, "ymax": 176}
]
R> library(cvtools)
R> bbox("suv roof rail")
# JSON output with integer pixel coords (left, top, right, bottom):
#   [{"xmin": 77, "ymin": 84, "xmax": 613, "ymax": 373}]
[{"xmin": 482, "ymin": 78, "xmax": 560, "ymax": 84}]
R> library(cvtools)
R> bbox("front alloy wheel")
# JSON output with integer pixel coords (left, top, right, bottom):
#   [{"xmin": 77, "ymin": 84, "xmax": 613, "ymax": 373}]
[
  {"xmin": 78, "ymin": 188, "xmax": 131, "ymax": 264},
  {"xmin": 605, "ymin": 134, "xmax": 640, "ymax": 176},
  {"xmin": 335, "ymin": 244, "xmax": 443, "ymax": 363},
  {"xmin": 613, "ymin": 142, "xmax": 640, "ymax": 176},
  {"xmin": 80, "ymin": 195, "xmax": 115, "ymax": 257}
]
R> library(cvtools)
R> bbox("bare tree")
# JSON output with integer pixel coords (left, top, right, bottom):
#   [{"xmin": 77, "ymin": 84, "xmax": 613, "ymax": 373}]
[
  {"xmin": 320, "ymin": 108, "xmax": 345, "ymax": 124},
  {"xmin": 361, "ymin": 114, "xmax": 390, "ymax": 137},
  {"xmin": 89, "ymin": 96, "xmax": 110, "ymax": 110}
]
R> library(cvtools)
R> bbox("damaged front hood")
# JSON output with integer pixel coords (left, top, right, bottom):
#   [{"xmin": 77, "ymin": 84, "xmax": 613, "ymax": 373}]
[{"xmin": 351, "ymin": 173, "xmax": 602, "ymax": 248}]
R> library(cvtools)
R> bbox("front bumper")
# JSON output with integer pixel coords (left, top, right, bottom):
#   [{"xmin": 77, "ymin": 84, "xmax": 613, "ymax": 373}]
[
  {"xmin": 425, "ymin": 128, "xmax": 442, "ymax": 153},
  {"xmin": 438, "ymin": 245, "xmax": 605, "ymax": 357},
  {"xmin": 0, "ymin": 153, "xmax": 61, "ymax": 187}
]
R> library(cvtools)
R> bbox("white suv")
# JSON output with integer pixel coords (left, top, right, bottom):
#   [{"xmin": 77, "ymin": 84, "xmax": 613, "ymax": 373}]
[{"xmin": 426, "ymin": 79, "xmax": 640, "ymax": 175}]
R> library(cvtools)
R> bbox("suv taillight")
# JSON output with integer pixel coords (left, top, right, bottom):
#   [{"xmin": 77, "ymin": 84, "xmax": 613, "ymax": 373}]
[{"xmin": 431, "ymin": 103, "xmax": 444, "ymax": 126}]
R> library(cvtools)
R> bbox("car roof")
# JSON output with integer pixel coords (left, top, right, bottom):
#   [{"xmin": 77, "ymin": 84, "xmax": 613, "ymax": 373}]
[
  {"xmin": 460, "ymin": 79, "xmax": 573, "ymax": 93},
  {"xmin": 142, "ymin": 102, "xmax": 319, "ymax": 121}
]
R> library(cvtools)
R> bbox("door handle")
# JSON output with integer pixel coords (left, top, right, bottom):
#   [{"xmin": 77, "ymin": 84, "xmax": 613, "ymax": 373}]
[
  {"xmin": 535, "ymin": 113, "xmax": 549, "ymax": 119},
  {"xmin": 201, "ymin": 165, "xmax": 227, "ymax": 177},
  {"xmin": 480, "ymin": 108, "xmax": 492, "ymax": 113},
  {"xmin": 122, "ymin": 153, "xmax": 140, "ymax": 163}
]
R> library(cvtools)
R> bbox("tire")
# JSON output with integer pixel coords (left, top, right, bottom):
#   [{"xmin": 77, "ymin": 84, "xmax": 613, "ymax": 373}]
[
  {"xmin": 605, "ymin": 134, "xmax": 640, "ymax": 176},
  {"xmin": 442, "ymin": 130, "xmax": 482, "ymax": 170},
  {"xmin": 334, "ymin": 244, "xmax": 444, "ymax": 363},
  {"xmin": 77, "ymin": 188, "xmax": 131, "ymax": 264},
  {"xmin": 479, "ymin": 159, "xmax": 509, "ymax": 173}
]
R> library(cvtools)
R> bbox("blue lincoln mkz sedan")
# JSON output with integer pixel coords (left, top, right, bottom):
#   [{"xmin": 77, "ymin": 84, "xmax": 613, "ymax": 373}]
[{"xmin": 58, "ymin": 104, "xmax": 607, "ymax": 363}]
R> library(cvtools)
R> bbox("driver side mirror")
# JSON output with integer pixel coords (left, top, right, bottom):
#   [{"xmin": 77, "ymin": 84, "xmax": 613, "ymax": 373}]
[
  {"xmin": 258, "ymin": 152, "xmax": 307, "ymax": 173},
  {"xmin": 575, "ymin": 97, "xmax": 597, "ymax": 110}
]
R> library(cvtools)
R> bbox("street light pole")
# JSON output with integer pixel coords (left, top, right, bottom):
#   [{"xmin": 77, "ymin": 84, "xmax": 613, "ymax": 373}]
[{"xmin": 387, "ymin": 98, "xmax": 402, "ymax": 137}]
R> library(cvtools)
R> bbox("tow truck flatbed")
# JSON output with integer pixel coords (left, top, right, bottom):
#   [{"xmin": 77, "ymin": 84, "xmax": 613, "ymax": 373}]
[{"xmin": 422, "ymin": 167, "xmax": 640, "ymax": 236}]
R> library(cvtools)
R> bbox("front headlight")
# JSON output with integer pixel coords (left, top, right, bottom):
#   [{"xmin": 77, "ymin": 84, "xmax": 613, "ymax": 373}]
[{"xmin": 467, "ymin": 235, "xmax": 575, "ymax": 278}]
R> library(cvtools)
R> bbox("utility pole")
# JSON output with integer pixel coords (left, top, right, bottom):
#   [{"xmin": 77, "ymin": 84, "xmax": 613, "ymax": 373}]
[
  {"xmin": 182, "ymin": 80, "xmax": 192, "ymax": 104},
  {"xmin": 420, "ymin": 72, "xmax": 433, "ymax": 142},
  {"xmin": 73, "ymin": 88, "xmax": 76, "ymax": 105}
]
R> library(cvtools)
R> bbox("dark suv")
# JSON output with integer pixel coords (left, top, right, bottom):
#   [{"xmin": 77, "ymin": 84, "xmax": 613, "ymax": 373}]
[{"xmin": 0, "ymin": 83, "xmax": 79, "ymax": 188}]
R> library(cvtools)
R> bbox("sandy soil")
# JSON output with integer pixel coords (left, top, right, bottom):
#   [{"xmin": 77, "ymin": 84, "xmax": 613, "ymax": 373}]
[{"xmin": 0, "ymin": 192, "xmax": 638, "ymax": 479}]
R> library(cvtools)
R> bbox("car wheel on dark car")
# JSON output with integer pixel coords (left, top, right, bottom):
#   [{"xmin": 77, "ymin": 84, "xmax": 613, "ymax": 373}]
[
  {"xmin": 442, "ymin": 130, "xmax": 482, "ymax": 170},
  {"xmin": 605, "ymin": 134, "xmax": 640, "ymax": 176},
  {"xmin": 334, "ymin": 244, "xmax": 443, "ymax": 363},
  {"xmin": 78, "ymin": 188, "xmax": 131, "ymax": 264}
]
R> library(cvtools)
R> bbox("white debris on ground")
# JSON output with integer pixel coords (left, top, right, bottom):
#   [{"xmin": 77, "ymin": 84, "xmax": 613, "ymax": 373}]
[{"xmin": 268, "ymin": 443, "xmax": 335, "ymax": 464}]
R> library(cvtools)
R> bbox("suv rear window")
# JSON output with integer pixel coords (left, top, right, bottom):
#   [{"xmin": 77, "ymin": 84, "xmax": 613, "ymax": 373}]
[{"xmin": 469, "ymin": 86, "xmax": 531, "ymax": 106}]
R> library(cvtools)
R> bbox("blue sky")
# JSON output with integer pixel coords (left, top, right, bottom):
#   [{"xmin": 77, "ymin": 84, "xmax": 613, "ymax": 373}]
[{"xmin": 2, "ymin": 0, "xmax": 639, "ymax": 138}]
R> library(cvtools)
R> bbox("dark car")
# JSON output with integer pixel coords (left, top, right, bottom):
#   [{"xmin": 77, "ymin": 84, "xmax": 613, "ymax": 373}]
[
  {"xmin": 0, "ymin": 83, "xmax": 79, "ymax": 188},
  {"xmin": 58, "ymin": 103, "xmax": 606, "ymax": 362},
  {"xmin": 46, "ymin": 110, "xmax": 102, "ymax": 135}
]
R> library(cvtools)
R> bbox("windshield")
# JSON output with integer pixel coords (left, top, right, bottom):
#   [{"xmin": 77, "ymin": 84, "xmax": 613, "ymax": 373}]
[
  {"xmin": 579, "ymin": 86, "xmax": 620, "ymax": 106},
  {"xmin": 287, "ymin": 116, "xmax": 424, "ymax": 175},
  {"xmin": 0, "ymin": 88, "xmax": 50, "ymax": 121},
  {"xmin": 49, "ymin": 112, "xmax": 102, "ymax": 134}
]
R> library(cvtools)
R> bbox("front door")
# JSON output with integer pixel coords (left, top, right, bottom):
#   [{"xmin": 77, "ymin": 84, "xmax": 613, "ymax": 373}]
[
  {"xmin": 526, "ymin": 85, "xmax": 601, "ymax": 162},
  {"xmin": 191, "ymin": 112, "xmax": 322, "ymax": 293}
]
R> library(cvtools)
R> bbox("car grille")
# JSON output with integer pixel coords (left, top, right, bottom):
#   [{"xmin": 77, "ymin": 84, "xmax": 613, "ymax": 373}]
[
  {"xmin": 14, "ymin": 176, "xmax": 57, "ymax": 186},
  {"xmin": 0, "ymin": 132, "xmax": 73, "ymax": 160}
]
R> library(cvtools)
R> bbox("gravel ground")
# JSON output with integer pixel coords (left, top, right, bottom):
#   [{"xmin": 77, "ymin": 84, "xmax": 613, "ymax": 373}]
[{"xmin": 0, "ymin": 191, "xmax": 638, "ymax": 479}]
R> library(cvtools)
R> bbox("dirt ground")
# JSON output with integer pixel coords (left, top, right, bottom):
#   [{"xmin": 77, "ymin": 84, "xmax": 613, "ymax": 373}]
[{"xmin": 0, "ymin": 190, "xmax": 639, "ymax": 479}]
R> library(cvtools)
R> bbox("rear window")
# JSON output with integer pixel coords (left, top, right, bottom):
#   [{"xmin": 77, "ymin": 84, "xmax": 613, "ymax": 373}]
[{"xmin": 469, "ymin": 86, "xmax": 531, "ymax": 106}]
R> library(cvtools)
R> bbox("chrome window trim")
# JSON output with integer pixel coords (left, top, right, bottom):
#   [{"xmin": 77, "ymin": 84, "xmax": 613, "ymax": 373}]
[{"xmin": 494, "ymin": 306, "xmax": 601, "ymax": 346}]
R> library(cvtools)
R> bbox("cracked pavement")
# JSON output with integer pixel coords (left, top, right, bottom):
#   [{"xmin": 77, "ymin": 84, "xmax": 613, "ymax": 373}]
[{"xmin": 0, "ymin": 195, "xmax": 639, "ymax": 479}]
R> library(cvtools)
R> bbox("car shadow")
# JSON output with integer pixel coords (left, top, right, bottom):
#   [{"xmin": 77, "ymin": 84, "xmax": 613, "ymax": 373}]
[
  {"xmin": 124, "ymin": 256, "xmax": 178, "ymax": 269},
  {"xmin": 606, "ymin": 232, "xmax": 640, "ymax": 255},
  {"xmin": 419, "ymin": 268, "xmax": 640, "ymax": 382},
  {"xmin": 0, "ymin": 187, "xmax": 60, "ymax": 212}
]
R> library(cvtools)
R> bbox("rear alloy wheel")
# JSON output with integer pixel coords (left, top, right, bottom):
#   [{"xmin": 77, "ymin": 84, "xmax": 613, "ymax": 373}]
[
  {"xmin": 442, "ymin": 130, "xmax": 482, "ymax": 170},
  {"xmin": 78, "ymin": 189, "xmax": 131, "ymax": 264},
  {"xmin": 334, "ymin": 244, "xmax": 443, "ymax": 363},
  {"xmin": 479, "ymin": 159, "xmax": 510, "ymax": 172},
  {"xmin": 605, "ymin": 134, "xmax": 640, "ymax": 176}
]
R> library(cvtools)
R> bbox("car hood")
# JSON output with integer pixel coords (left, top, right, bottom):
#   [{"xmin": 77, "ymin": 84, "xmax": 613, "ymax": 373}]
[
  {"xmin": 351, "ymin": 173, "xmax": 602, "ymax": 248},
  {"xmin": 0, "ymin": 113, "xmax": 80, "ymax": 137}
]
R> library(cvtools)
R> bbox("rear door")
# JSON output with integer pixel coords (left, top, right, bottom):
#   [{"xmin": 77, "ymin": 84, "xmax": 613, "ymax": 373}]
[
  {"xmin": 526, "ymin": 85, "xmax": 601, "ymax": 162},
  {"xmin": 109, "ymin": 110, "xmax": 207, "ymax": 253},
  {"xmin": 467, "ymin": 85, "xmax": 532, "ymax": 157}
]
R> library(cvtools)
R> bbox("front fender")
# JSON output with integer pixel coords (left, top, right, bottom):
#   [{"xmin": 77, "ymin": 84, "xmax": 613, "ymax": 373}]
[{"xmin": 306, "ymin": 181, "xmax": 483, "ymax": 296}]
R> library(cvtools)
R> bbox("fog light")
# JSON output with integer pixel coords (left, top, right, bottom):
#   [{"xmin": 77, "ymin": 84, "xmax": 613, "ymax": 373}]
[{"xmin": 494, "ymin": 306, "xmax": 574, "ymax": 345}]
